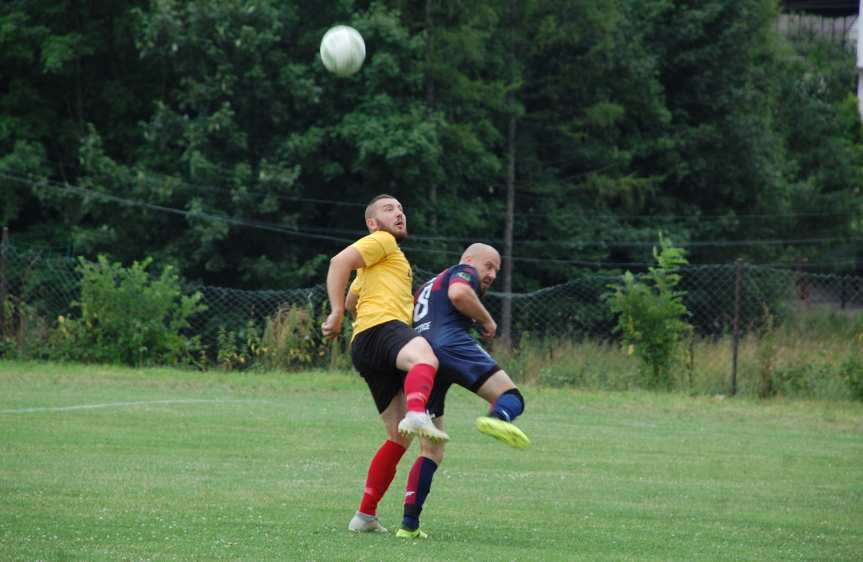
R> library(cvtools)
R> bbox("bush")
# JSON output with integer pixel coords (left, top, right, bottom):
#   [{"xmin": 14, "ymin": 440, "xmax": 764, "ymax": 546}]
[
  {"xmin": 0, "ymin": 295, "xmax": 53, "ymax": 359},
  {"xmin": 57, "ymin": 256, "xmax": 206, "ymax": 366},
  {"xmin": 840, "ymin": 352, "xmax": 863, "ymax": 401},
  {"xmin": 214, "ymin": 322, "xmax": 261, "ymax": 371},
  {"xmin": 606, "ymin": 234, "xmax": 692, "ymax": 389},
  {"xmin": 260, "ymin": 305, "xmax": 317, "ymax": 369},
  {"xmin": 771, "ymin": 362, "xmax": 828, "ymax": 398},
  {"xmin": 756, "ymin": 308, "xmax": 778, "ymax": 399}
]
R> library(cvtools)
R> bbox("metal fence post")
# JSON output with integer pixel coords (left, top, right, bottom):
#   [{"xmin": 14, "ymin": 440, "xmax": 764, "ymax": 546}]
[
  {"xmin": 0, "ymin": 227, "xmax": 8, "ymax": 335},
  {"xmin": 731, "ymin": 258, "xmax": 742, "ymax": 396}
]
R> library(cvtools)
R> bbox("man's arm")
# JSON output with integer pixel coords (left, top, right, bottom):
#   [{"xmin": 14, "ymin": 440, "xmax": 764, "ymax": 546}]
[
  {"xmin": 322, "ymin": 246, "xmax": 365, "ymax": 338},
  {"xmin": 448, "ymin": 283, "xmax": 497, "ymax": 341}
]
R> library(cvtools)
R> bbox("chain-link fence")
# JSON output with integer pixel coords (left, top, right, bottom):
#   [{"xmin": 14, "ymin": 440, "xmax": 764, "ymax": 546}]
[{"xmin": 3, "ymin": 237, "xmax": 862, "ymax": 391}]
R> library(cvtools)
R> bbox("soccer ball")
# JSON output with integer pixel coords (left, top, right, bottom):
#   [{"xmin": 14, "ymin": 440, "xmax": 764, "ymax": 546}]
[{"xmin": 320, "ymin": 25, "xmax": 366, "ymax": 77}]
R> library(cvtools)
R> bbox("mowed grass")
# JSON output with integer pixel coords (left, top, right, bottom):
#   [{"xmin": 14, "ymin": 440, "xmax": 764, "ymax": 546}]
[{"xmin": 1, "ymin": 361, "xmax": 861, "ymax": 561}]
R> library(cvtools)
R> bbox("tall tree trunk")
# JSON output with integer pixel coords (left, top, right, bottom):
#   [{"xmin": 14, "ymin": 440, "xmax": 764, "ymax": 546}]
[
  {"xmin": 75, "ymin": 1, "xmax": 85, "ymax": 133},
  {"xmin": 426, "ymin": 0, "xmax": 438, "ymax": 229},
  {"xmin": 500, "ymin": 108, "xmax": 516, "ymax": 347},
  {"xmin": 500, "ymin": 0, "xmax": 520, "ymax": 347}
]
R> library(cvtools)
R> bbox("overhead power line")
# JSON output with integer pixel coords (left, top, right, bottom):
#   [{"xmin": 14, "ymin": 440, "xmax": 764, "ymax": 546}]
[
  {"xmin": 3, "ymin": 171, "xmax": 859, "ymax": 268},
  {"xmin": 43, "ymin": 158, "xmax": 861, "ymax": 223}
]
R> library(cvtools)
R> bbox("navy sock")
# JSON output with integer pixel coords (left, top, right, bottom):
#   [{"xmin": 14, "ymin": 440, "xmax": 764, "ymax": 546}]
[
  {"xmin": 401, "ymin": 457, "xmax": 438, "ymax": 531},
  {"xmin": 491, "ymin": 389, "xmax": 524, "ymax": 422}
]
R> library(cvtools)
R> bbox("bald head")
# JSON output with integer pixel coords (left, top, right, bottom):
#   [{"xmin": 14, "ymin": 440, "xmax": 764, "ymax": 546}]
[
  {"xmin": 460, "ymin": 243, "xmax": 499, "ymax": 263},
  {"xmin": 460, "ymin": 243, "xmax": 501, "ymax": 293}
]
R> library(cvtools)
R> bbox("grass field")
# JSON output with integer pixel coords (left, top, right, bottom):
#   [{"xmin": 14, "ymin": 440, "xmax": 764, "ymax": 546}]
[{"xmin": 1, "ymin": 360, "xmax": 861, "ymax": 561}]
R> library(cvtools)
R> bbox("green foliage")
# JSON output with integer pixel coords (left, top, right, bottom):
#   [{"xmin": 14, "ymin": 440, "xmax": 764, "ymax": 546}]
[
  {"xmin": 774, "ymin": 33, "xmax": 863, "ymax": 268},
  {"xmin": 0, "ymin": 295, "xmax": 54, "ymax": 360},
  {"xmin": 215, "ymin": 324, "xmax": 253, "ymax": 371},
  {"xmin": 606, "ymin": 233, "xmax": 692, "ymax": 389},
  {"xmin": 258, "ymin": 306, "xmax": 318, "ymax": 370},
  {"xmin": 840, "ymin": 352, "xmax": 863, "ymax": 401},
  {"xmin": 756, "ymin": 307, "xmax": 778, "ymax": 399},
  {"xmin": 772, "ymin": 360, "xmax": 830, "ymax": 398},
  {"xmin": 210, "ymin": 304, "xmax": 351, "ymax": 372},
  {"xmin": 57, "ymin": 256, "xmax": 206, "ymax": 366},
  {"xmin": 3, "ymin": 0, "xmax": 861, "ymax": 292}
]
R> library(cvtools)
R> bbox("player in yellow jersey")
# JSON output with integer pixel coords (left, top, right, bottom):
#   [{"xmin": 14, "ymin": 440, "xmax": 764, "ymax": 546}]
[{"xmin": 321, "ymin": 194, "xmax": 447, "ymax": 534}]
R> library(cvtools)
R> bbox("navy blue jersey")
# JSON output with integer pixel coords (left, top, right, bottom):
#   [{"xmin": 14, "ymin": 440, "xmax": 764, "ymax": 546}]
[
  {"xmin": 413, "ymin": 264, "xmax": 501, "ymax": 417},
  {"xmin": 412, "ymin": 264, "xmax": 480, "ymax": 345}
]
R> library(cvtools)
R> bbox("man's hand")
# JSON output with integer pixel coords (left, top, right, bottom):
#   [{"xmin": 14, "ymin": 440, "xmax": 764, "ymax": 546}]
[
  {"xmin": 478, "ymin": 318, "xmax": 497, "ymax": 341},
  {"xmin": 449, "ymin": 282, "xmax": 497, "ymax": 342},
  {"xmin": 321, "ymin": 311, "xmax": 344, "ymax": 339}
]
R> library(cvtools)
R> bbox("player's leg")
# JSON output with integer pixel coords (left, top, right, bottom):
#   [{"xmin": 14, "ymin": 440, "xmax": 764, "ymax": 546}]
[
  {"xmin": 397, "ymin": 416, "xmax": 445, "ymax": 540},
  {"xmin": 395, "ymin": 335, "xmax": 448, "ymax": 442},
  {"xmin": 476, "ymin": 370, "xmax": 523, "ymax": 420},
  {"xmin": 349, "ymin": 391, "xmax": 413, "ymax": 533},
  {"xmin": 430, "ymin": 338, "xmax": 529, "ymax": 447},
  {"xmin": 349, "ymin": 327, "xmax": 414, "ymax": 533},
  {"xmin": 475, "ymin": 370, "xmax": 530, "ymax": 448}
]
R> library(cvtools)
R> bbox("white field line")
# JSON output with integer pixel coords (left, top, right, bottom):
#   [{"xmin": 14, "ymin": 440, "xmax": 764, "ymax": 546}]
[{"xmin": 0, "ymin": 399, "xmax": 277, "ymax": 414}]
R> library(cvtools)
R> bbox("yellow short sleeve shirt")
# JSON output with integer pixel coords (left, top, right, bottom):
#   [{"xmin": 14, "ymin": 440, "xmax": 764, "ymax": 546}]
[{"xmin": 349, "ymin": 230, "xmax": 413, "ymax": 338}]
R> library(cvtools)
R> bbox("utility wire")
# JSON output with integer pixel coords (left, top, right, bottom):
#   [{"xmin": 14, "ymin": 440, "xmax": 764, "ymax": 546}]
[
  {"xmin": 2, "ymin": 171, "xmax": 654, "ymax": 266},
  {"xmin": 42, "ymin": 158, "xmax": 861, "ymax": 222},
  {"xmin": 4, "ymin": 171, "xmax": 859, "ymax": 267}
]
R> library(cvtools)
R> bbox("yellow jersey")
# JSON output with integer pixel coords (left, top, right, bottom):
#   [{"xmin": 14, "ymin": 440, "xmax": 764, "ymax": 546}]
[{"xmin": 349, "ymin": 230, "xmax": 414, "ymax": 338}]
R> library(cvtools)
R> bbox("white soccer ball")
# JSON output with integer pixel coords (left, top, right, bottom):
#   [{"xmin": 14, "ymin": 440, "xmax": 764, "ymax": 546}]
[{"xmin": 320, "ymin": 25, "xmax": 366, "ymax": 77}]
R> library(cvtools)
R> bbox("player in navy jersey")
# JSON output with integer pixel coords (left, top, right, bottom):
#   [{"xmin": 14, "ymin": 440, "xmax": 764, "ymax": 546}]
[{"xmin": 395, "ymin": 243, "xmax": 529, "ymax": 539}]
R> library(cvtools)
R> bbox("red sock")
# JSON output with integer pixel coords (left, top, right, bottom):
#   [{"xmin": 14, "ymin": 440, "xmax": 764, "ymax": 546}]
[
  {"xmin": 359, "ymin": 440, "xmax": 407, "ymax": 516},
  {"xmin": 404, "ymin": 363, "xmax": 436, "ymax": 412}
]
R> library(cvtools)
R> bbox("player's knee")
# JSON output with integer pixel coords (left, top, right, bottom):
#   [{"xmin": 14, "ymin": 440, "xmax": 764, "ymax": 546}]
[
  {"xmin": 492, "ymin": 388, "xmax": 524, "ymax": 422},
  {"xmin": 414, "ymin": 338, "xmax": 439, "ymax": 369}
]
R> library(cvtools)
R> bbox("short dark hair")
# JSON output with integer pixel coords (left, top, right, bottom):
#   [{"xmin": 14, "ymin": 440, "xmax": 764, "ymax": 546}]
[{"xmin": 365, "ymin": 194, "xmax": 398, "ymax": 219}]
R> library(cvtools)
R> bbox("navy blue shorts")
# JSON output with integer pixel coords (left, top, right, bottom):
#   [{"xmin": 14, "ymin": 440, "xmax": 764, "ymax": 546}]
[
  {"xmin": 426, "ymin": 336, "xmax": 501, "ymax": 418},
  {"xmin": 351, "ymin": 320, "xmax": 416, "ymax": 413}
]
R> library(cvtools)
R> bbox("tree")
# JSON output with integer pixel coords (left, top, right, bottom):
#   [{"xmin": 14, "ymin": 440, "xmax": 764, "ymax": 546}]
[
  {"xmin": 774, "ymin": 33, "xmax": 863, "ymax": 271},
  {"xmin": 642, "ymin": 0, "xmax": 791, "ymax": 264},
  {"xmin": 0, "ymin": 0, "xmax": 155, "ymax": 243}
]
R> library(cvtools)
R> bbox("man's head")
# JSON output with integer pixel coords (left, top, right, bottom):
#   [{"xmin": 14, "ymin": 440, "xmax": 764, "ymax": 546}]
[
  {"xmin": 364, "ymin": 194, "xmax": 407, "ymax": 241},
  {"xmin": 460, "ymin": 243, "xmax": 501, "ymax": 294}
]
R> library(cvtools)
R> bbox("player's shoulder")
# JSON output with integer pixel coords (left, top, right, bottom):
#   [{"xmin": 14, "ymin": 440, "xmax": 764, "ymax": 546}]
[
  {"xmin": 355, "ymin": 230, "xmax": 394, "ymax": 245},
  {"xmin": 353, "ymin": 230, "xmax": 400, "ymax": 255},
  {"xmin": 450, "ymin": 263, "xmax": 479, "ymax": 281}
]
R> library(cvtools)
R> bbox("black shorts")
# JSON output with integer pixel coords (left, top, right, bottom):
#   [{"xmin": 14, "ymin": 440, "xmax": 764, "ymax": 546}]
[{"xmin": 350, "ymin": 320, "xmax": 418, "ymax": 413}]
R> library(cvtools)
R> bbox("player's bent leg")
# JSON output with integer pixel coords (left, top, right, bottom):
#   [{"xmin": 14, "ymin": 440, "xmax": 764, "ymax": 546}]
[
  {"xmin": 475, "ymin": 369, "xmax": 517, "ymax": 405},
  {"xmin": 475, "ymin": 372, "xmax": 529, "ymax": 448},
  {"xmin": 395, "ymin": 336, "xmax": 438, "ymax": 373},
  {"xmin": 397, "ymin": 339, "xmax": 448, "ymax": 441},
  {"xmin": 398, "ymin": 338, "xmax": 438, "ymax": 415},
  {"xmin": 397, "ymin": 336, "xmax": 446, "ymax": 440}
]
